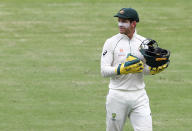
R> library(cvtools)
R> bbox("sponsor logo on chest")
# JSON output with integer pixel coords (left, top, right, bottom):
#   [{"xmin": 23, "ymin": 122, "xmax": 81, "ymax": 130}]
[{"xmin": 118, "ymin": 48, "xmax": 126, "ymax": 57}]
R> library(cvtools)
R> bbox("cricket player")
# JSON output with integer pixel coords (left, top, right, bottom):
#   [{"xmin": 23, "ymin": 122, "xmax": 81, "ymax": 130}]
[{"xmin": 100, "ymin": 8, "xmax": 168, "ymax": 131}]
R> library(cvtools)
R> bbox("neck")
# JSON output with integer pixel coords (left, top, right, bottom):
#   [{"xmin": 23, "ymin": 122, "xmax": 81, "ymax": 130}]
[
  {"xmin": 127, "ymin": 33, "xmax": 133, "ymax": 39},
  {"xmin": 126, "ymin": 29, "xmax": 135, "ymax": 39}
]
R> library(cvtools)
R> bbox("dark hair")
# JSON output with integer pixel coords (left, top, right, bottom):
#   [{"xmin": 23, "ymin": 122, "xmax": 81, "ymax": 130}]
[{"xmin": 128, "ymin": 18, "xmax": 134, "ymax": 23}]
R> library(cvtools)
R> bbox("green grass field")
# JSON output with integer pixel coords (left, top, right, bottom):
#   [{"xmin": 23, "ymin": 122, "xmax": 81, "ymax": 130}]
[{"xmin": 0, "ymin": 0, "xmax": 191, "ymax": 130}]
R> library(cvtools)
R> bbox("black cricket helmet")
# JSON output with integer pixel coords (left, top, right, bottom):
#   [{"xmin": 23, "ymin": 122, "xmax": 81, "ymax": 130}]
[{"xmin": 139, "ymin": 39, "xmax": 170, "ymax": 67}]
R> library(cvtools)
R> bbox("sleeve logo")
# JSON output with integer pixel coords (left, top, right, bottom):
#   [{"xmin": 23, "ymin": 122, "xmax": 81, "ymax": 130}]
[{"xmin": 103, "ymin": 50, "xmax": 107, "ymax": 56}]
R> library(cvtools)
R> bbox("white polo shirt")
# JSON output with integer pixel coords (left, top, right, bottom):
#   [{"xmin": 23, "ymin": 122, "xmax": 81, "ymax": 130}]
[{"xmin": 101, "ymin": 32, "xmax": 150, "ymax": 90}]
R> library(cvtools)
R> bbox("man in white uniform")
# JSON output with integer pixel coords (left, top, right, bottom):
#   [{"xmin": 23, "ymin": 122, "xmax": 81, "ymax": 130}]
[{"xmin": 101, "ymin": 8, "xmax": 168, "ymax": 131}]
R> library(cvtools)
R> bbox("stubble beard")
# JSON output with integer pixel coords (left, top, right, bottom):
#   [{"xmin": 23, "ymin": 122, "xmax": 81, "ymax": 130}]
[{"xmin": 119, "ymin": 27, "xmax": 130, "ymax": 35}]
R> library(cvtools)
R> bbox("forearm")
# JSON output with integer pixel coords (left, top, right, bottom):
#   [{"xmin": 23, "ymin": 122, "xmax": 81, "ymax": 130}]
[
  {"xmin": 101, "ymin": 65, "xmax": 117, "ymax": 77},
  {"xmin": 101, "ymin": 54, "xmax": 144, "ymax": 77}
]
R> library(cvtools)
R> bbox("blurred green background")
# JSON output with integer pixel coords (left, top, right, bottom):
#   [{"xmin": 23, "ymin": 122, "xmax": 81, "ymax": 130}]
[{"xmin": 0, "ymin": 0, "xmax": 191, "ymax": 130}]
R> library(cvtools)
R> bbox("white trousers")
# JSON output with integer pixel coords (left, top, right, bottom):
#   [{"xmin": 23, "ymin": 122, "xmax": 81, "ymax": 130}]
[{"xmin": 106, "ymin": 89, "xmax": 152, "ymax": 131}]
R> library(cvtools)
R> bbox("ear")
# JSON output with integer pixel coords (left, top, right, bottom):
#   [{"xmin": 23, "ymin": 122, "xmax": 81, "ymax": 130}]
[{"xmin": 131, "ymin": 21, "xmax": 137, "ymax": 28}]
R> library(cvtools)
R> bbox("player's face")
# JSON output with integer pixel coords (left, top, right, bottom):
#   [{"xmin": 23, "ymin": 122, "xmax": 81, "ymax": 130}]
[
  {"xmin": 118, "ymin": 18, "xmax": 130, "ymax": 34},
  {"xmin": 118, "ymin": 18, "xmax": 134, "ymax": 35}
]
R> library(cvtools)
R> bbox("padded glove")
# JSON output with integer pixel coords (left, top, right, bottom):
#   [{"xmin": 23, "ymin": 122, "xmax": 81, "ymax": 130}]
[
  {"xmin": 149, "ymin": 61, "xmax": 169, "ymax": 75},
  {"xmin": 116, "ymin": 54, "xmax": 144, "ymax": 75}
]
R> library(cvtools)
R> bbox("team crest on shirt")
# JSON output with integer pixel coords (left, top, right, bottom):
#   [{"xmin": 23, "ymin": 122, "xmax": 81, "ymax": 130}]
[{"xmin": 112, "ymin": 113, "xmax": 116, "ymax": 121}]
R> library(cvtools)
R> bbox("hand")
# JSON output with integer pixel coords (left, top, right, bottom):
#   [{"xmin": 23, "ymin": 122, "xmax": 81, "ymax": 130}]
[
  {"xmin": 149, "ymin": 62, "xmax": 169, "ymax": 75},
  {"xmin": 116, "ymin": 54, "xmax": 144, "ymax": 75}
]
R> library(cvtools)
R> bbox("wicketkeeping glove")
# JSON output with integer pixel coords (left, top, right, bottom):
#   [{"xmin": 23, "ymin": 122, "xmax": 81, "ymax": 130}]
[
  {"xmin": 149, "ymin": 61, "xmax": 169, "ymax": 75},
  {"xmin": 115, "ymin": 54, "xmax": 144, "ymax": 75}
]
